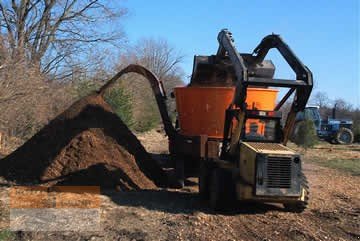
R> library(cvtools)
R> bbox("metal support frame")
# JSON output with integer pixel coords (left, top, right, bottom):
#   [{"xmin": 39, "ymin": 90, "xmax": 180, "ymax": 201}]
[
  {"xmin": 275, "ymin": 88, "xmax": 295, "ymax": 111},
  {"xmin": 216, "ymin": 29, "xmax": 313, "ymax": 149}
]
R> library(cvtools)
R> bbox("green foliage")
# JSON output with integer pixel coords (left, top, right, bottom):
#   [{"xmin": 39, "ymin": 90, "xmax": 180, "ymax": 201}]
[
  {"xmin": 132, "ymin": 103, "xmax": 159, "ymax": 132},
  {"xmin": 104, "ymin": 87, "xmax": 134, "ymax": 128},
  {"xmin": 0, "ymin": 230, "xmax": 14, "ymax": 241},
  {"xmin": 75, "ymin": 80, "xmax": 135, "ymax": 129},
  {"xmin": 75, "ymin": 80, "xmax": 100, "ymax": 98},
  {"xmin": 293, "ymin": 120, "xmax": 318, "ymax": 149}
]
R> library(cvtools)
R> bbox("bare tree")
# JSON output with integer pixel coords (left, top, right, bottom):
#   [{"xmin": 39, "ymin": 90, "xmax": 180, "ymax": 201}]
[
  {"xmin": 120, "ymin": 38, "xmax": 184, "ymax": 81},
  {"xmin": 114, "ymin": 38, "xmax": 185, "ymax": 131},
  {"xmin": 333, "ymin": 98, "xmax": 353, "ymax": 111},
  {"xmin": 0, "ymin": 0, "xmax": 127, "ymax": 77},
  {"xmin": 0, "ymin": 59, "xmax": 74, "ymax": 142},
  {"xmin": 311, "ymin": 91, "xmax": 330, "ymax": 108},
  {"xmin": 332, "ymin": 98, "xmax": 354, "ymax": 119}
]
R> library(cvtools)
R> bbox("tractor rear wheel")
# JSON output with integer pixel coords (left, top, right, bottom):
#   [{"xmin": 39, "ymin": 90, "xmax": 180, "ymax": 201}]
[
  {"xmin": 284, "ymin": 172, "xmax": 309, "ymax": 213},
  {"xmin": 209, "ymin": 168, "xmax": 235, "ymax": 211},
  {"xmin": 335, "ymin": 127, "xmax": 354, "ymax": 144}
]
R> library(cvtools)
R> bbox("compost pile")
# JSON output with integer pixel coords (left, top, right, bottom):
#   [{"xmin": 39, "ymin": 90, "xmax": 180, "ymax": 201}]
[{"xmin": 0, "ymin": 93, "xmax": 166, "ymax": 190}]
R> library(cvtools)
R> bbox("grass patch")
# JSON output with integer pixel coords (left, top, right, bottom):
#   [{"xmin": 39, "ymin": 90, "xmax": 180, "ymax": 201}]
[
  {"xmin": 0, "ymin": 230, "xmax": 14, "ymax": 241},
  {"xmin": 311, "ymin": 159, "xmax": 360, "ymax": 176}
]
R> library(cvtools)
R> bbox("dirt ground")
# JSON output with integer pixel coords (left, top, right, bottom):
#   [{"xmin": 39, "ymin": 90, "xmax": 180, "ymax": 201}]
[{"xmin": 0, "ymin": 130, "xmax": 359, "ymax": 241}]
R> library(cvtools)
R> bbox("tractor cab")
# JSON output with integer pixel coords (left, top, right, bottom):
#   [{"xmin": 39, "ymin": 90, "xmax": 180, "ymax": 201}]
[{"xmin": 295, "ymin": 106, "xmax": 321, "ymax": 131}]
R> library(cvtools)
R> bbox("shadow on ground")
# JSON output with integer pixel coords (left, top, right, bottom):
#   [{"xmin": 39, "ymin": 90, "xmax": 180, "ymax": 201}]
[{"xmin": 103, "ymin": 189, "xmax": 285, "ymax": 215}]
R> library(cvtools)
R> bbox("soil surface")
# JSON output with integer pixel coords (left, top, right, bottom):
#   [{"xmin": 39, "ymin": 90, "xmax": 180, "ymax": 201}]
[{"xmin": 0, "ymin": 129, "xmax": 359, "ymax": 240}]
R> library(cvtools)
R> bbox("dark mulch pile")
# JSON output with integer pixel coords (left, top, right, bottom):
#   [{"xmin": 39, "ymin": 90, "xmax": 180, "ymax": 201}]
[{"xmin": 0, "ymin": 93, "xmax": 167, "ymax": 190}]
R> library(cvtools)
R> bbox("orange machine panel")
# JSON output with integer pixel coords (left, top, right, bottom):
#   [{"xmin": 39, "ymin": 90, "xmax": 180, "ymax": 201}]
[
  {"xmin": 246, "ymin": 88, "xmax": 278, "ymax": 111},
  {"xmin": 174, "ymin": 87, "xmax": 278, "ymax": 138}
]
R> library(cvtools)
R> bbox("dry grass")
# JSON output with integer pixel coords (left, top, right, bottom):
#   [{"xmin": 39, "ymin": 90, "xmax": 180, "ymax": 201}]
[
  {"xmin": 292, "ymin": 142, "xmax": 360, "ymax": 176},
  {"xmin": 312, "ymin": 158, "xmax": 359, "ymax": 176}
]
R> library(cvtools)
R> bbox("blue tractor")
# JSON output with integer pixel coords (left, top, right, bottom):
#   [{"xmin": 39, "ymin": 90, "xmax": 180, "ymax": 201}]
[{"xmin": 294, "ymin": 105, "xmax": 354, "ymax": 144}]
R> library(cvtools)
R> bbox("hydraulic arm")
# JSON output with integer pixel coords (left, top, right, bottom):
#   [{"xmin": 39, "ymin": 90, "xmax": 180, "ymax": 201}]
[{"xmin": 216, "ymin": 29, "xmax": 313, "ymax": 153}]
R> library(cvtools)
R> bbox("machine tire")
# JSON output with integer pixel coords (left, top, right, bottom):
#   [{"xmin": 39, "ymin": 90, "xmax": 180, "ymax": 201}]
[
  {"xmin": 199, "ymin": 161, "xmax": 210, "ymax": 199},
  {"xmin": 335, "ymin": 127, "xmax": 354, "ymax": 145},
  {"xmin": 284, "ymin": 172, "xmax": 309, "ymax": 213},
  {"xmin": 209, "ymin": 168, "xmax": 235, "ymax": 211}
]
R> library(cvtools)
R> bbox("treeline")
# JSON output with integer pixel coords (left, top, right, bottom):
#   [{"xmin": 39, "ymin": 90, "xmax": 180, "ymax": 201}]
[{"xmin": 0, "ymin": 1, "xmax": 184, "ymax": 151}]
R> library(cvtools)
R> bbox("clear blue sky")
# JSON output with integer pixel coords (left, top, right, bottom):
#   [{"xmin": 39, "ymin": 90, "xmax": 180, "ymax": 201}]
[{"xmin": 121, "ymin": 0, "xmax": 359, "ymax": 107}]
